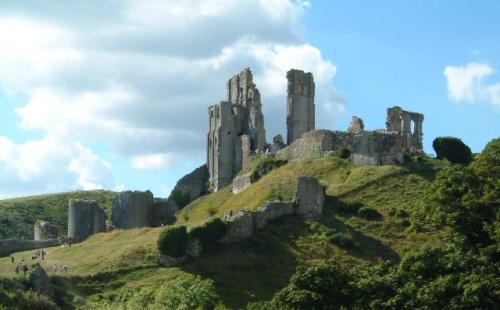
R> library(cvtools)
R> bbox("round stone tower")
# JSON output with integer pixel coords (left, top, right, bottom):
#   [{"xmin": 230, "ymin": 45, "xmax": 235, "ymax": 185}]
[
  {"xmin": 68, "ymin": 199, "xmax": 106, "ymax": 242},
  {"xmin": 111, "ymin": 190, "xmax": 154, "ymax": 229}
]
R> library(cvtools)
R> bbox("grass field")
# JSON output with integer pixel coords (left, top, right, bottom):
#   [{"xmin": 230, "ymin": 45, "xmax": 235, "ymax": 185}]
[{"xmin": 0, "ymin": 155, "xmax": 446, "ymax": 309}]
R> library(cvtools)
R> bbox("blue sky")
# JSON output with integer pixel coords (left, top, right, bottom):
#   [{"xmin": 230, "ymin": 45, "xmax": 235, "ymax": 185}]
[{"xmin": 0, "ymin": 1, "xmax": 499, "ymax": 199}]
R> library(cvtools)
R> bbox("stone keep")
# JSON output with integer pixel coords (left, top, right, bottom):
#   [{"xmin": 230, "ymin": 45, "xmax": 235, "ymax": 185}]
[
  {"xmin": 68, "ymin": 199, "xmax": 106, "ymax": 242},
  {"xmin": 386, "ymin": 106, "xmax": 424, "ymax": 151},
  {"xmin": 111, "ymin": 190, "xmax": 154, "ymax": 229},
  {"xmin": 286, "ymin": 69, "xmax": 315, "ymax": 145},
  {"xmin": 207, "ymin": 68, "xmax": 266, "ymax": 191}
]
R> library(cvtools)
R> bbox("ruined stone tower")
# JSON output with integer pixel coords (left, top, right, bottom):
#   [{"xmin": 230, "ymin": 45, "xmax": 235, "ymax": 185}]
[
  {"xmin": 386, "ymin": 106, "xmax": 424, "ymax": 151},
  {"xmin": 286, "ymin": 69, "xmax": 315, "ymax": 145},
  {"xmin": 207, "ymin": 68, "xmax": 266, "ymax": 191},
  {"xmin": 68, "ymin": 199, "xmax": 106, "ymax": 242}
]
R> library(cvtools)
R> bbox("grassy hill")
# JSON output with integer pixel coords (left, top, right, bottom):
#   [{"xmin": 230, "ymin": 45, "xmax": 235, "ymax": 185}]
[
  {"xmin": 0, "ymin": 155, "xmax": 447, "ymax": 309},
  {"xmin": 0, "ymin": 190, "xmax": 117, "ymax": 240}
]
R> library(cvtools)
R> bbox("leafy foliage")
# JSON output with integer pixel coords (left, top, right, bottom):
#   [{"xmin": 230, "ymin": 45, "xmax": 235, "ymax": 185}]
[
  {"xmin": 171, "ymin": 190, "xmax": 191, "ymax": 209},
  {"xmin": 357, "ymin": 207, "xmax": 382, "ymax": 220},
  {"xmin": 432, "ymin": 136, "xmax": 473, "ymax": 165},
  {"xmin": 157, "ymin": 226, "xmax": 189, "ymax": 257},
  {"xmin": 189, "ymin": 218, "xmax": 230, "ymax": 248},
  {"xmin": 414, "ymin": 138, "xmax": 500, "ymax": 248},
  {"xmin": 270, "ymin": 259, "xmax": 355, "ymax": 309}
]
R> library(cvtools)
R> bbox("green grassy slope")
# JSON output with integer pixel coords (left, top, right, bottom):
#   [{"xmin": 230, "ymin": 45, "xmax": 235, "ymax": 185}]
[
  {"xmin": 0, "ymin": 190, "xmax": 117, "ymax": 240},
  {"xmin": 0, "ymin": 156, "xmax": 445, "ymax": 309}
]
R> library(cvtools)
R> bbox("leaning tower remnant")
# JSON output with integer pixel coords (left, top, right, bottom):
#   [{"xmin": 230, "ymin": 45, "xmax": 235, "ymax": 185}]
[
  {"xmin": 68, "ymin": 200, "xmax": 106, "ymax": 242},
  {"xmin": 34, "ymin": 221, "xmax": 59, "ymax": 241},
  {"xmin": 386, "ymin": 106, "xmax": 424, "ymax": 151},
  {"xmin": 286, "ymin": 69, "xmax": 315, "ymax": 145},
  {"xmin": 207, "ymin": 68, "xmax": 267, "ymax": 191},
  {"xmin": 111, "ymin": 190, "xmax": 154, "ymax": 229}
]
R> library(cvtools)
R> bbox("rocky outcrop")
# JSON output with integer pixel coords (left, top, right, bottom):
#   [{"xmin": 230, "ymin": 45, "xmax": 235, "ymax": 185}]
[
  {"xmin": 111, "ymin": 190, "xmax": 154, "ymax": 229},
  {"xmin": 30, "ymin": 263, "xmax": 54, "ymax": 298},
  {"xmin": 220, "ymin": 210, "xmax": 254, "ymax": 244},
  {"xmin": 168, "ymin": 164, "xmax": 209, "ymax": 205}
]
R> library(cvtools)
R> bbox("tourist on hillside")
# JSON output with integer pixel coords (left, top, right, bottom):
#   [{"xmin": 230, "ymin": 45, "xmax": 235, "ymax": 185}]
[
  {"xmin": 11, "ymin": 256, "xmax": 14, "ymax": 263},
  {"xmin": 53, "ymin": 264, "xmax": 57, "ymax": 274}
]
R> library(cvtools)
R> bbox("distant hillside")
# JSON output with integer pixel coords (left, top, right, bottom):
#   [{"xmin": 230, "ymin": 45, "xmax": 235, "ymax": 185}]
[
  {"xmin": 0, "ymin": 190, "xmax": 117, "ymax": 240},
  {"xmin": 0, "ymin": 155, "xmax": 450, "ymax": 309}
]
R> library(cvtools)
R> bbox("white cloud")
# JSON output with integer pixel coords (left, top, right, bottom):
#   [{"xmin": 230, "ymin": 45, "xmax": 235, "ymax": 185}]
[
  {"xmin": 0, "ymin": 135, "xmax": 114, "ymax": 198},
  {"xmin": 0, "ymin": 0, "xmax": 344, "ymax": 198},
  {"xmin": 131, "ymin": 153, "xmax": 176, "ymax": 170},
  {"xmin": 444, "ymin": 62, "xmax": 500, "ymax": 107}
]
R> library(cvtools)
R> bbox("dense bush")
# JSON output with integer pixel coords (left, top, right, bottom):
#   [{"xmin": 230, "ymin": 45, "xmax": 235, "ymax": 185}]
[
  {"xmin": 189, "ymin": 218, "xmax": 230, "ymax": 248},
  {"xmin": 328, "ymin": 232, "xmax": 358, "ymax": 249},
  {"xmin": 432, "ymin": 136, "xmax": 472, "ymax": 165},
  {"xmin": 171, "ymin": 190, "xmax": 191, "ymax": 209},
  {"xmin": 157, "ymin": 226, "xmax": 189, "ymax": 257},
  {"xmin": 357, "ymin": 207, "xmax": 382, "ymax": 220}
]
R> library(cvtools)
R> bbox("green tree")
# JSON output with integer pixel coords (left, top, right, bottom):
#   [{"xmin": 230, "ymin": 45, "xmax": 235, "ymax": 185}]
[
  {"xmin": 432, "ymin": 136, "xmax": 473, "ymax": 165},
  {"xmin": 271, "ymin": 259, "xmax": 355, "ymax": 309}
]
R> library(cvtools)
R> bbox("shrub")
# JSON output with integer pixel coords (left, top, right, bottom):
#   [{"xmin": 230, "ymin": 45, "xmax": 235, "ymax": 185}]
[
  {"xmin": 337, "ymin": 148, "xmax": 352, "ymax": 159},
  {"xmin": 432, "ymin": 136, "xmax": 472, "ymax": 165},
  {"xmin": 189, "ymin": 218, "xmax": 230, "ymax": 248},
  {"xmin": 157, "ymin": 226, "xmax": 189, "ymax": 257},
  {"xmin": 171, "ymin": 190, "xmax": 191, "ymax": 209},
  {"xmin": 328, "ymin": 232, "xmax": 358, "ymax": 249},
  {"xmin": 338, "ymin": 201, "xmax": 363, "ymax": 215},
  {"xmin": 357, "ymin": 207, "xmax": 382, "ymax": 220}
]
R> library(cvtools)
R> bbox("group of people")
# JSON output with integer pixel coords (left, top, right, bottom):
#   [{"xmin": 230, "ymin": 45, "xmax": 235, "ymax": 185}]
[
  {"xmin": 31, "ymin": 249, "xmax": 46, "ymax": 260},
  {"xmin": 53, "ymin": 264, "xmax": 68, "ymax": 275},
  {"xmin": 14, "ymin": 262, "xmax": 29, "ymax": 275}
]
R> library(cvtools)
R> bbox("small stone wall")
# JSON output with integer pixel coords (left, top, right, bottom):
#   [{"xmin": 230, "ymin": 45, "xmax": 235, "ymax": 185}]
[
  {"xmin": 232, "ymin": 172, "xmax": 254, "ymax": 194},
  {"xmin": 0, "ymin": 239, "xmax": 59, "ymax": 257},
  {"xmin": 112, "ymin": 190, "xmax": 154, "ymax": 229},
  {"xmin": 296, "ymin": 176, "xmax": 324, "ymax": 220},
  {"xmin": 352, "ymin": 131, "xmax": 404, "ymax": 166}
]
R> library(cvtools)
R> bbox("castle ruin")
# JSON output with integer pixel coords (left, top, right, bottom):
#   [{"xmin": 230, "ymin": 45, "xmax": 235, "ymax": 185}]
[
  {"xmin": 287, "ymin": 69, "xmax": 315, "ymax": 145},
  {"xmin": 207, "ymin": 68, "xmax": 266, "ymax": 191},
  {"xmin": 386, "ymin": 106, "xmax": 424, "ymax": 151},
  {"xmin": 68, "ymin": 199, "xmax": 106, "ymax": 242}
]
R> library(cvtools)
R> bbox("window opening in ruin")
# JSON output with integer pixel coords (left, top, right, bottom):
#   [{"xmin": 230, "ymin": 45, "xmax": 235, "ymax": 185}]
[{"xmin": 410, "ymin": 119, "xmax": 415, "ymax": 134}]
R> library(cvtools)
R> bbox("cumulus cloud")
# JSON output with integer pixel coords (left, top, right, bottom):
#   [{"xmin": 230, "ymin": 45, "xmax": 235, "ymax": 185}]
[
  {"xmin": 444, "ymin": 62, "xmax": 500, "ymax": 107},
  {"xmin": 0, "ymin": 135, "xmax": 113, "ymax": 198},
  {"xmin": 0, "ymin": 0, "xmax": 343, "ymax": 198}
]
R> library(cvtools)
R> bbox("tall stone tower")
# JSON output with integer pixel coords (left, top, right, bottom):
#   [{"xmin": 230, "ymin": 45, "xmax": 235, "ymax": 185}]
[
  {"xmin": 286, "ymin": 69, "xmax": 315, "ymax": 145},
  {"xmin": 207, "ymin": 68, "xmax": 266, "ymax": 191}
]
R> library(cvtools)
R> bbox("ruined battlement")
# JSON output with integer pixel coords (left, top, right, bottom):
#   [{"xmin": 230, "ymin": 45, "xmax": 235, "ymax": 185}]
[{"xmin": 287, "ymin": 69, "xmax": 315, "ymax": 145}]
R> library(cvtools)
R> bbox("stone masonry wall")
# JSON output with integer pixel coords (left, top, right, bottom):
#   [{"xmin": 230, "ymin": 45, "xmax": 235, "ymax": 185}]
[
  {"xmin": 286, "ymin": 69, "xmax": 315, "ymax": 145},
  {"xmin": 296, "ymin": 176, "xmax": 324, "ymax": 220},
  {"xmin": 111, "ymin": 190, "xmax": 153, "ymax": 229},
  {"xmin": 0, "ymin": 239, "xmax": 59, "ymax": 257},
  {"xmin": 68, "ymin": 199, "xmax": 106, "ymax": 242}
]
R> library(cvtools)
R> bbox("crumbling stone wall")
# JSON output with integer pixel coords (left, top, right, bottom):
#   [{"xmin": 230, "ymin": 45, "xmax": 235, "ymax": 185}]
[
  {"xmin": 278, "ymin": 130, "xmax": 355, "ymax": 162},
  {"xmin": 287, "ymin": 69, "xmax": 315, "ymax": 145},
  {"xmin": 207, "ymin": 68, "xmax": 267, "ymax": 191},
  {"xmin": 232, "ymin": 172, "xmax": 255, "ymax": 194},
  {"xmin": 347, "ymin": 116, "xmax": 365, "ymax": 134},
  {"xmin": 386, "ymin": 106, "xmax": 424, "ymax": 151},
  {"xmin": 0, "ymin": 239, "xmax": 59, "ymax": 257},
  {"xmin": 111, "ymin": 190, "xmax": 153, "ymax": 229},
  {"xmin": 296, "ymin": 176, "xmax": 324, "ymax": 220},
  {"xmin": 352, "ymin": 131, "xmax": 405, "ymax": 166},
  {"xmin": 68, "ymin": 199, "xmax": 106, "ymax": 242},
  {"xmin": 34, "ymin": 221, "xmax": 60, "ymax": 241}
]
